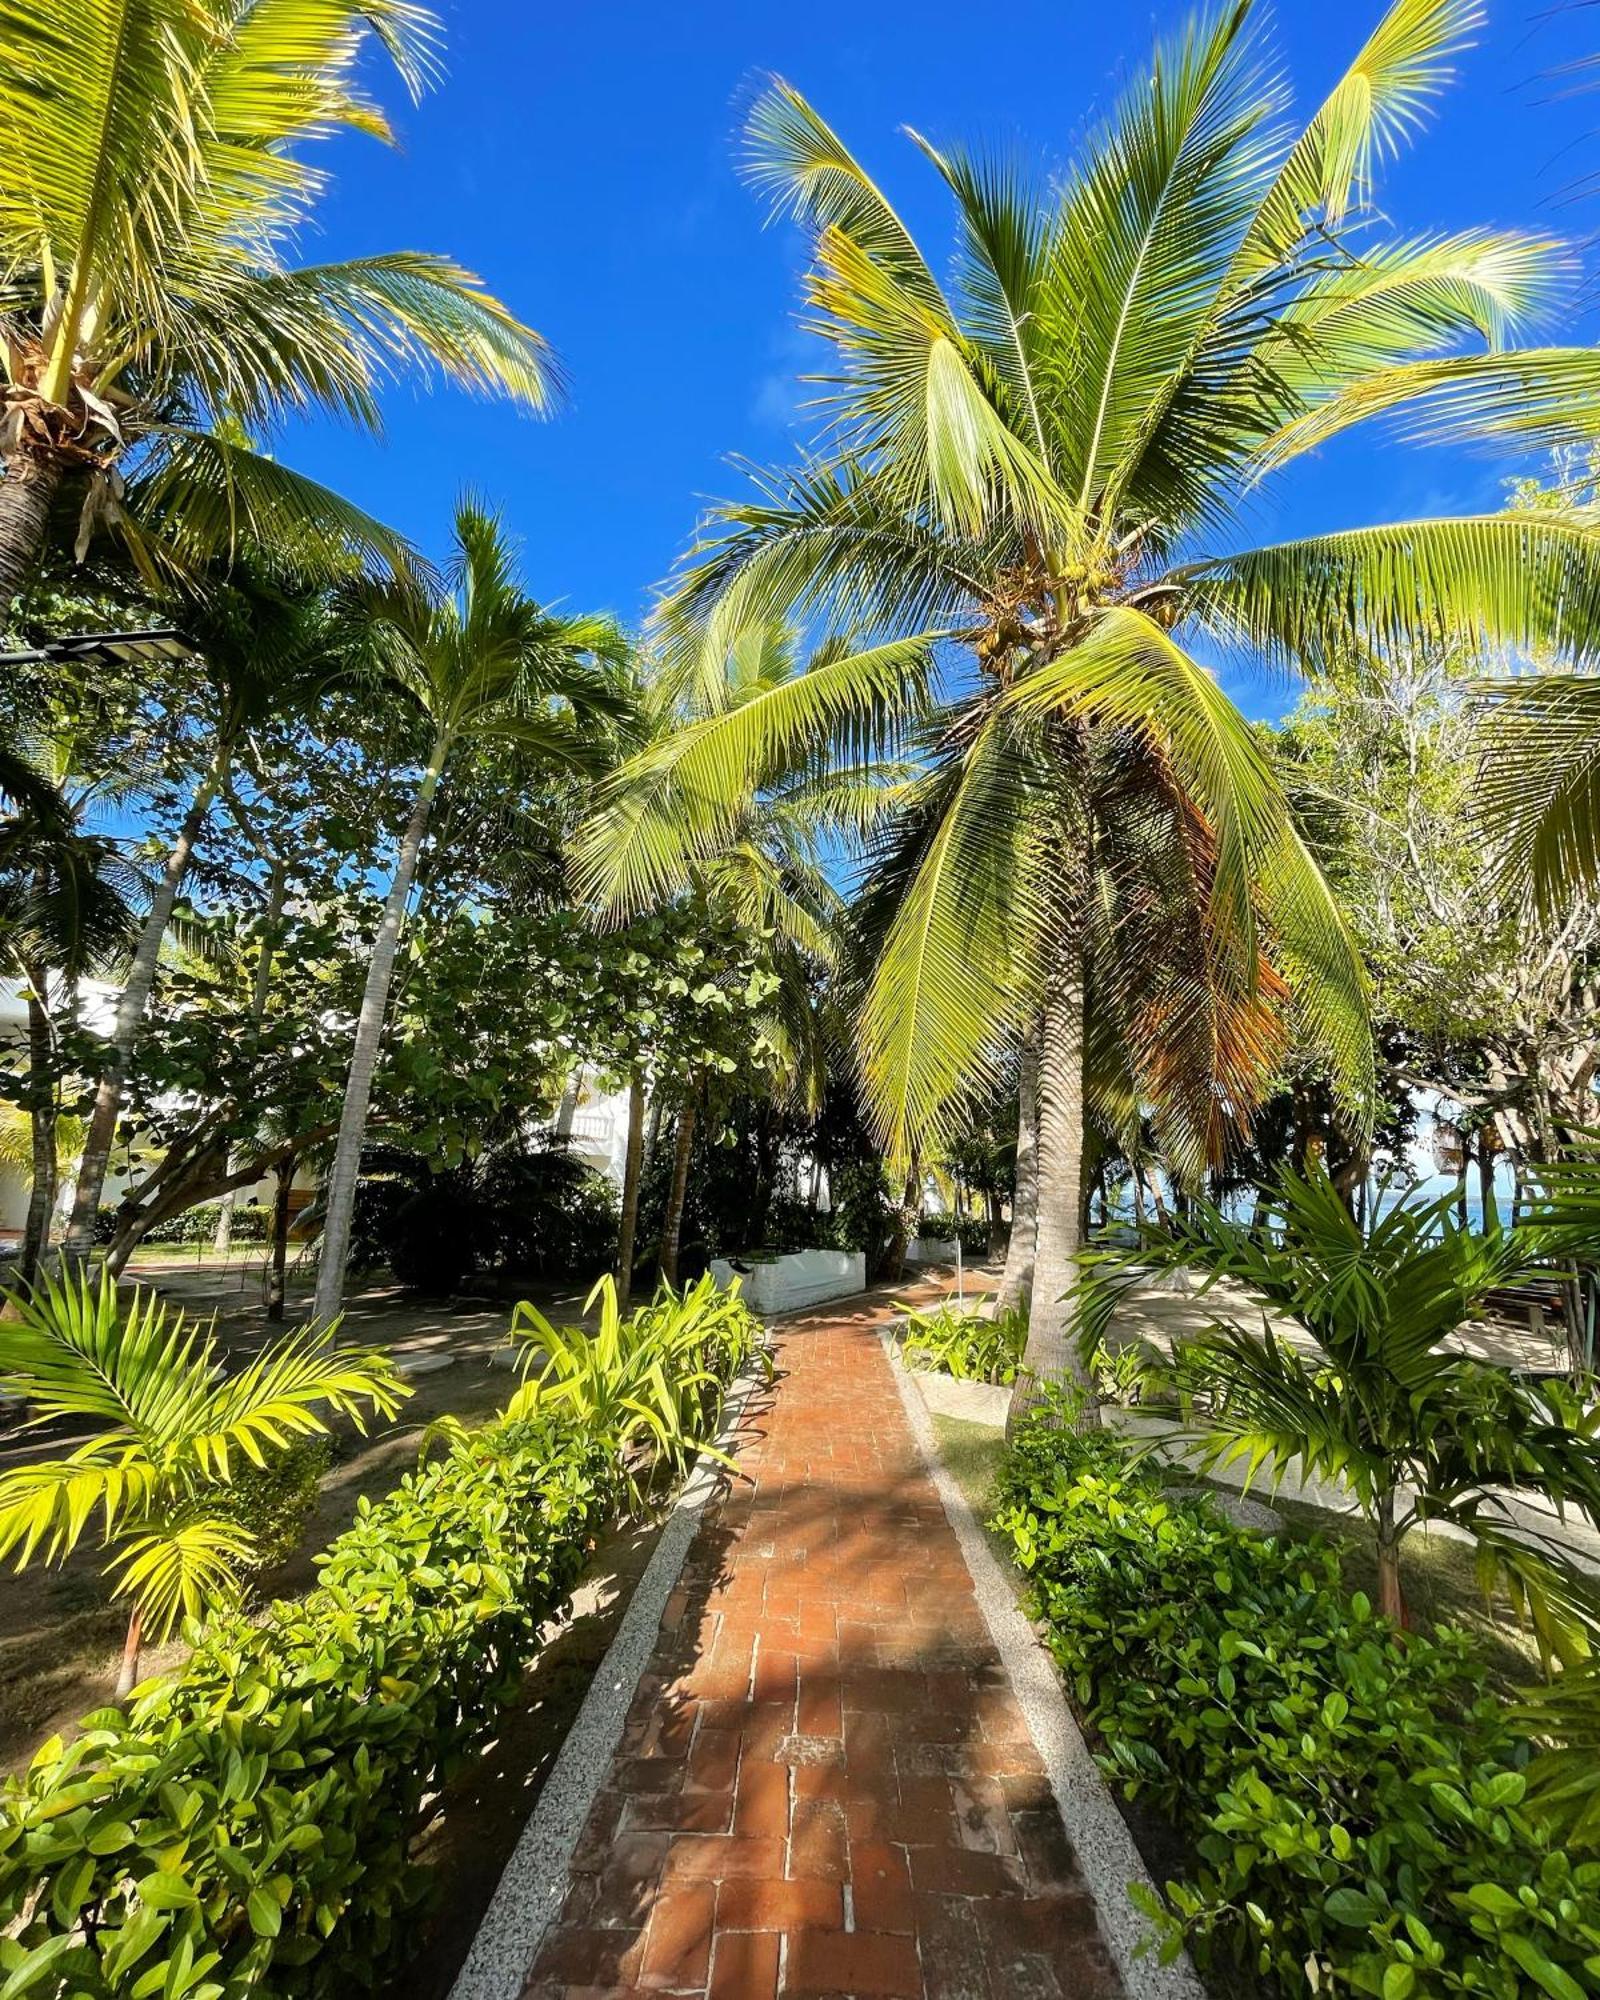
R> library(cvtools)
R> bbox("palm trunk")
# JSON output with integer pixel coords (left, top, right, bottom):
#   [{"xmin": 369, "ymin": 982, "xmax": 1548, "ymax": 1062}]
[
  {"xmin": 1375, "ymin": 1486, "xmax": 1407, "ymax": 1628},
  {"xmin": 616, "ymin": 1071, "xmax": 645, "ymax": 1306},
  {"xmin": 882, "ymin": 1154, "xmax": 921, "ymax": 1285},
  {"xmin": 0, "ymin": 449, "xmax": 64, "ymax": 605},
  {"xmin": 20, "ymin": 961, "xmax": 56, "ymax": 1286},
  {"xmin": 65, "ymin": 738, "xmax": 233, "ymax": 1258},
  {"xmin": 267, "ymin": 1159, "xmax": 294, "ymax": 1321},
  {"xmin": 1477, "ymin": 1126, "xmax": 1498, "ymax": 1230},
  {"xmin": 114, "ymin": 1605, "xmax": 144, "ymax": 1701},
  {"xmin": 997, "ymin": 1027, "xmax": 1039, "ymax": 1312},
  {"xmin": 657, "ymin": 1092, "xmax": 697, "ymax": 1291},
  {"xmin": 313, "ymin": 732, "xmax": 450, "ymax": 1323},
  {"xmin": 1007, "ymin": 923, "xmax": 1097, "ymax": 1434}
]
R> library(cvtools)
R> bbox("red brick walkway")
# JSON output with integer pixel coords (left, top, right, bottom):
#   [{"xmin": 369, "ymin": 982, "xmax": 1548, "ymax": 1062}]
[{"xmin": 523, "ymin": 1298, "xmax": 1123, "ymax": 1998}]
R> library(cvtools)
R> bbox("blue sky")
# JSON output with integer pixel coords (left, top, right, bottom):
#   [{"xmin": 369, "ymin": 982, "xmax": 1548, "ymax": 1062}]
[{"xmin": 283, "ymin": 0, "xmax": 1600, "ymax": 720}]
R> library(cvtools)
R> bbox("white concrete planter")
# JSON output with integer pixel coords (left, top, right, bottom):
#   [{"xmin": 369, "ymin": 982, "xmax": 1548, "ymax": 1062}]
[
  {"xmin": 912, "ymin": 1370, "xmax": 1010, "ymax": 1428},
  {"xmin": 906, "ymin": 1235, "xmax": 959, "ymax": 1266},
  {"xmin": 709, "ymin": 1247, "xmax": 866, "ymax": 1315}
]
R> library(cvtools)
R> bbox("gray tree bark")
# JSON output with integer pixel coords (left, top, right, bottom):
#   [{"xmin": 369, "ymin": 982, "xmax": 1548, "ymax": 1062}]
[
  {"xmin": 20, "ymin": 962, "xmax": 56, "ymax": 1285},
  {"xmin": 313, "ymin": 731, "xmax": 450, "ymax": 1322},
  {"xmin": 616, "ymin": 1071, "xmax": 645, "ymax": 1305},
  {"xmin": 0, "ymin": 450, "xmax": 64, "ymax": 605},
  {"xmin": 657, "ymin": 1092, "xmax": 697, "ymax": 1291},
  {"xmin": 65, "ymin": 740, "xmax": 233, "ymax": 1258},
  {"xmin": 1007, "ymin": 920, "xmax": 1098, "ymax": 1433},
  {"xmin": 997, "ymin": 1025, "xmax": 1040, "ymax": 1313}
]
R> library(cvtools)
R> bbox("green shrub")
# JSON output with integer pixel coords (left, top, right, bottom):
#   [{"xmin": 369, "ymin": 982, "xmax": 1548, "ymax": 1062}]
[
  {"xmin": 916, "ymin": 1208, "xmax": 990, "ymax": 1256},
  {"xmin": 0, "ymin": 1284, "xmax": 763, "ymax": 1998},
  {"xmin": 900, "ymin": 1298, "xmax": 1026, "ymax": 1384},
  {"xmin": 991, "ymin": 1402, "xmax": 1600, "ymax": 1996},
  {"xmin": 217, "ymin": 1440, "xmax": 333, "ymax": 1576},
  {"xmin": 143, "ymin": 1202, "xmax": 272, "ymax": 1247}
]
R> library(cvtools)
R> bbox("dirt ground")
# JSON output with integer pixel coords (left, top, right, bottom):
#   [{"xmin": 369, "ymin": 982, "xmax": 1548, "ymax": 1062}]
[{"xmin": 0, "ymin": 1252, "xmax": 603, "ymax": 1770}]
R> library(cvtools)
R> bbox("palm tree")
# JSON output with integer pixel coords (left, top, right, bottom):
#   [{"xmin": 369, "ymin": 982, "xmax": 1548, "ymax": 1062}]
[
  {"xmin": 64, "ymin": 570, "xmax": 370, "ymax": 1257},
  {"xmin": 311, "ymin": 501, "xmax": 629, "ymax": 1321},
  {"xmin": 1084, "ymin": 1161, "xmax": 1600, "ymax": 1635},
  {"xmin": 0, "ymin": 1265, "xmax": 404, "ymax": 1693},
  {"xmin": 0, "ymin": 0, "xmax": 558, "ymax": 599},
  {"xmin": 579, "ymin": 0, "xmax": 1600, "ymax": 1414},
  {"xmin": 0, "ymin": 742, "xmax": 145, "ymax": 1279}
]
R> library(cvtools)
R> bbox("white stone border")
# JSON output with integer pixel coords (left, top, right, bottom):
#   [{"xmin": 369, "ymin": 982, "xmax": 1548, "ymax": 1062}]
[
  {"xmin": 880, "ymin": 1328, "xmax": 1206, "ymax": 2000},
  {"xmin": 449, "ymin": 1367, "xmax": 764, "ymax": 2000}
]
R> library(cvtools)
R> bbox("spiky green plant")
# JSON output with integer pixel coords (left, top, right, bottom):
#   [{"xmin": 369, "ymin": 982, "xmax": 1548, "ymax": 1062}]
[
  {"xmin": 1078, "ymin": 1162, "xmax": 1600, "ymax": 1638},
  {"xmin": 0, "ymin": 1266, "xmax": 405, "ymax": 1693}
]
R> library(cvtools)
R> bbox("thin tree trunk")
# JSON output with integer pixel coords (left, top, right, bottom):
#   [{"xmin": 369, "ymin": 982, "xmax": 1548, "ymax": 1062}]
[
  {"xmin": 658, "ymin": 1091, "xmax": 697, "ymax": 1291},
  {"xmin": 1008, "ymin": 922, "xmax": 1097, "ymax": 1434},
  {"xmin": 20, "ymin": 961, "xmax": 56, "ymax": 1285},
  {"xmin": 882, "ymin": 1154, "xmax": 922, "ymax": 1286},
  {"xmin": 0, "ymin": 449, "xmax": 64, "ymax": 605},
  {"xmin": 313, "ymin": 733, "xmax": 450, "ymax": 1323},
  {"xmin": 997, "ymin": 1026, "xmax": 1040, "ymax": 1312},
  {"xmin": 1478, "ymin": 1125, "xmax": 1497, "ymax": 1230},
  {"xmin": 114, "ymin": 1605, "xmax": 144, "ymax": 1701},
  {"xmin": 1375, "ymin": 1486, "xmax": 1407, "ymax": 1628},
  {"xmin": 616, "ymin": 1071, "xmax": 645, "ymax": 1306},
  {"xmin": 266, "ymin": 1159, "xmax": 294, "ymax": 1321},
  {"xmin": 214, "ymin": 859, "xmax": 289, "ymax": 1263},
  {"xmin": 65, "ymin": 739, "xmax": 233, "ymax": 1257}
]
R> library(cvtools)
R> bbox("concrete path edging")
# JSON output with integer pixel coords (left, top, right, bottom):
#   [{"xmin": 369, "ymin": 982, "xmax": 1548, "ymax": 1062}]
[
  {"xmin": 880, "ymin": 1331, "xmax": 1206, "ymax": 2000},
  {"xmin": 448, "ymin": 1366, "xmax": 764, "ymax": 2000}
]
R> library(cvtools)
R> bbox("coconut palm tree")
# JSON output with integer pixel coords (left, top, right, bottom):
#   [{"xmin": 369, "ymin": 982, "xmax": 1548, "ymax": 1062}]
[
  {"xmin": 0, "ymin": 1265, "xmax": 404, "ymax": 1693},
  {"xmin": 64, "ymin": 570, "xmax": 371, "ymax": 1257},
  {"xmin": 311, "ymin": 501, "xmax": 629, "ymax": 1321},
  {"xmin": 578, "ymin": 0, "xmax": 1600, "ymax": 1414},
  {"xmin": 0, "ymin": 0, "xmax": 558, "ymax": 599},
  {"xmin": 0, "ymin": 743, "xmax": 146, "ymax": 1279}
]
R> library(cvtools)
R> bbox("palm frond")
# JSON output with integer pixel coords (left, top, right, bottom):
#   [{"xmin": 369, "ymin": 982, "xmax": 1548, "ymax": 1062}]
[{"xmin": 1473, "ymin": 673, "xmax": 1600, "ymax": 920}]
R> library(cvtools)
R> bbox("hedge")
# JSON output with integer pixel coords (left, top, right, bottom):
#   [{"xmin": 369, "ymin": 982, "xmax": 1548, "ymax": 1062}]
[
  {"xmin": 0, "ymin": 1295, "xmax": 759, "ymax": 1999},
  {"xmin": 991, "ymin": 1401, "xmax": 1600, "ymax": 1998}
]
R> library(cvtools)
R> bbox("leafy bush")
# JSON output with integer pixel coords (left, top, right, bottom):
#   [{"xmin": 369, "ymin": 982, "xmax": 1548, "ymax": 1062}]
[
  {"xmin": 143, "ymin": 1202, "xmax": 271, "ymax": 1247},
  {"xmin": 917, "ymin": 1208, "xmax": 990, "ymax": 1256},
  {"xmin": 992, "ymin": 1401, "xmax": 1600, "ymax": 1996},
  {"xmin": 218, "ymin": 1440, "xmax": 332, "ymax": 1576},
  {"xmin": 900, "ymin": 1298, "xmax": 1026, "ymax": 1384},
  {"xmin": 0, "ymin": 1284, "xmax": 764, "ymax": 1997}
]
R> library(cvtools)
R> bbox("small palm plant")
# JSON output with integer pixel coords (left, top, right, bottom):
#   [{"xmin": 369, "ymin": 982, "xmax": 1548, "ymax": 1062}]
[
  {"xmin": 1082, "ymin": 1163, "xmax": 1600, "ymax": 1636},
  {"xmin": 506, "ymin": 1274, "xmax": 762, "ymax": 1496},
  {"xmin": 0, "ymin": 1268, "xmax": 405, "ymax": 1695}
]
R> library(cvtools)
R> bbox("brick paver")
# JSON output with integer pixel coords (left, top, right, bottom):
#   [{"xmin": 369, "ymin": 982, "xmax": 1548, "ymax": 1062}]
[{"xmin": 523, "ymin": 1297, "xmax": 1124, "ymax": 1999}]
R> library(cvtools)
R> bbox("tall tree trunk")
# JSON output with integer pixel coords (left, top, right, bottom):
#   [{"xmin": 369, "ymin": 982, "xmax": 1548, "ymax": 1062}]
[
  {"xmin": 20, "ymin": 961, "xmax": 56, "ymax": 1286},
  {"xmin": 881, "ymin": 1154, "xmax": 922, "ymax": 1286},
  {"xmin": 616, "ymin": 1071, "xmax": 645, "ymax": 1306},
  {"xmin": 985, "ymin": 1188, "xmax": 1005, "ymax": 1261},
  {"xmin": 266, "ymin": 1159, "xmax": 294, "ymax": 1321},
  {"xmin": 313, "ymin": 733, "xmax": 450, "ymax": 1323},
  {"xmin": 1008, "ymin": 924, "xmax": 1097, "ymax": 1433},
  {"xmin": 65, "ymin": 738, "xmax": 233, "ymax": 1257},
  {"xmin": 1478, "ymin": 1125, "xmax": 1498, "ymax": 1230},
  {"xmin": 997, "ymin": 1026, "xmax": 1040, "ymax": 1312},
  {"xmin": 212, "ymin": 858, "xmax": 290, "ymax": 1266},
  {"xmin": 0, "ymin": 450, "xmax": 64, "ymax": 605},
  {"xmin": 658, "ymin": 1091, "xmax": 697, "ymax": 1291}
]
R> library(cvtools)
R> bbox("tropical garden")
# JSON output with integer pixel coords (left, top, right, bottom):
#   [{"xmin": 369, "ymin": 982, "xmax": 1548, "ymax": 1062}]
[{"xmin": 2, "ymin": 0, "xmax": 1600, "ymax": 1992}]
